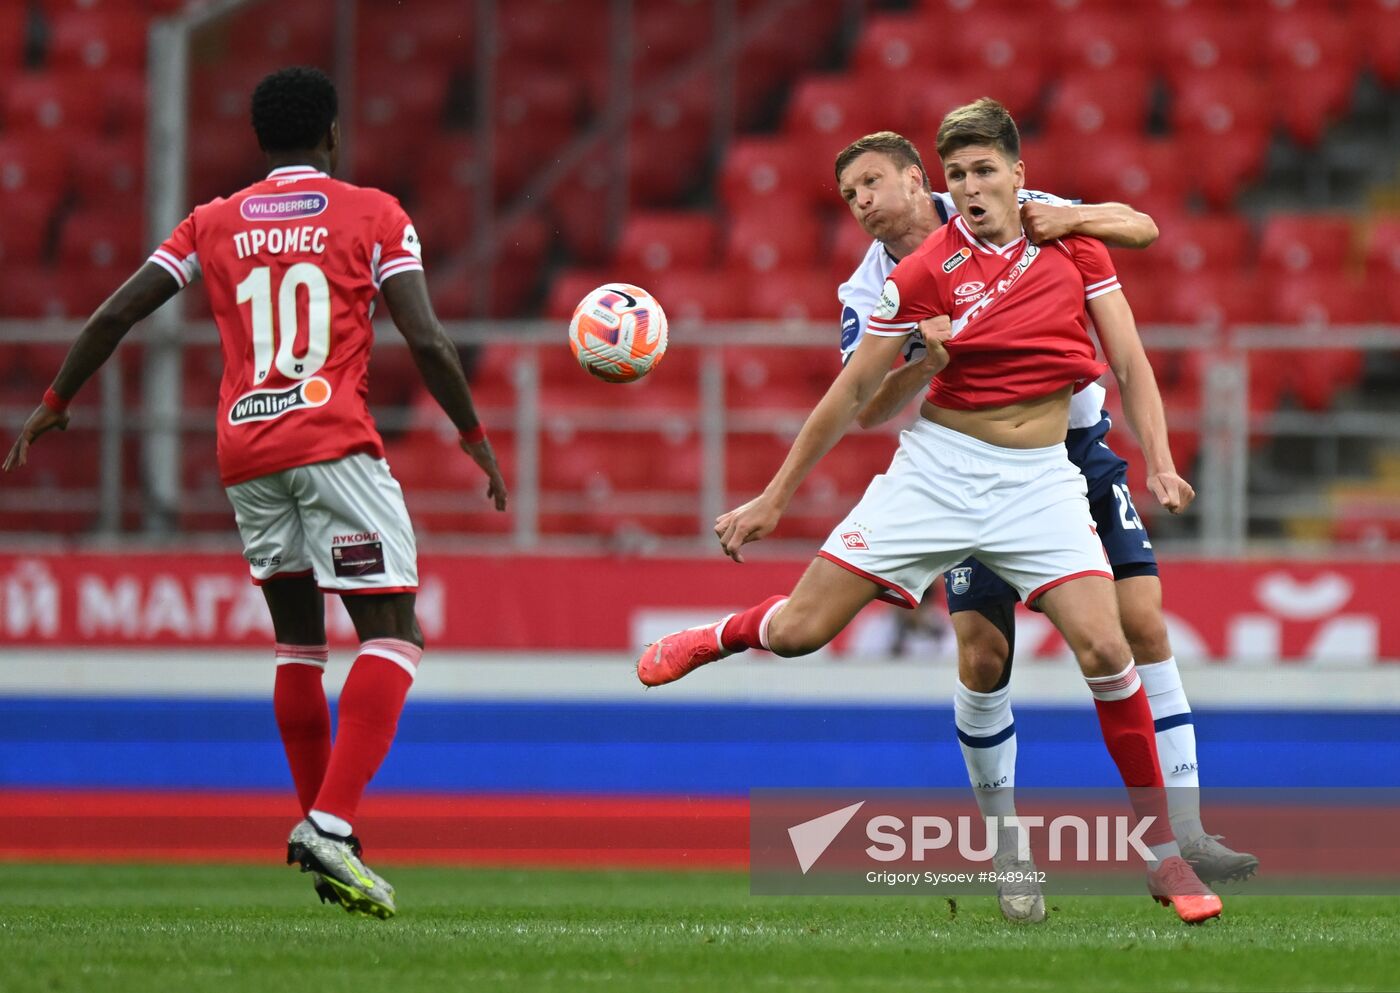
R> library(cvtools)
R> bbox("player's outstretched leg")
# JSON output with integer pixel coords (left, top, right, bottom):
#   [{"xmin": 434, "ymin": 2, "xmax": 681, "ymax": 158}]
[
  {"xmin": 637, "ymin": 595, "xmax": 785, "ymax": 686},
  {"xmin": 638, "ymin": 557, "xmax": 883, "ymax": 687}
]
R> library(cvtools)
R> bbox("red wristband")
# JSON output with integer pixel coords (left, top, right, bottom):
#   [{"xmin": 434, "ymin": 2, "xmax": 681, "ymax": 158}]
[
  {"xmin": 459, "ymin": 424, "xmax": 487, "ymax": 445},
  {"xmin": 42, "ymin": 388, "xmax": 71, "ymax": 413}
]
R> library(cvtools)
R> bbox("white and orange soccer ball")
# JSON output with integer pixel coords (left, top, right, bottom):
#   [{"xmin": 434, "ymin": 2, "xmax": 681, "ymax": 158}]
[{"xmin": 568, "ymin": 283, "xmax": 669, "ymax": 383}]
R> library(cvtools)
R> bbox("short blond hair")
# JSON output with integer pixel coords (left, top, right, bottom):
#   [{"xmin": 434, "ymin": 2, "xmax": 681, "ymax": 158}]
[
  {"xmin": 834, "ymin": 131, "xmax": 931, "ymax": 191},
  {"xmin": 935, "ymin": 98, "xmax": 1020, "ymax": 163}
]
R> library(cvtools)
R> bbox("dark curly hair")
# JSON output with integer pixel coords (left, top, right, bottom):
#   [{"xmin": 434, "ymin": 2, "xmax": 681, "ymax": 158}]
[{"xmin": 250, "ymin": 66, "xmax": 338, "ymax": 153}]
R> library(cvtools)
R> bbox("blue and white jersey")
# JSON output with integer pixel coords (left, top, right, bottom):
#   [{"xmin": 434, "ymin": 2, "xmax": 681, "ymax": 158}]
[{"xmin": 836, "ymin": 187, "xmax": 1106, "ymax": 430}]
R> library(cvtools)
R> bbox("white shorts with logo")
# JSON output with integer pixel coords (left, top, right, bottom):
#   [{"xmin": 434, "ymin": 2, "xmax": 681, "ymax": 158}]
[
  {"xmin": 818, "ymin": 419, "xmax": 1110, "ymax": 609},
  {"xmin": 225, "ymin": 453, "xmax": 419, "ymax": 594}
]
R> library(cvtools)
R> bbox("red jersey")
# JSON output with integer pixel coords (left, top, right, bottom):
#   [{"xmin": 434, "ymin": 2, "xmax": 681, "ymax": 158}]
[
  {"xmin": 865, "ymin": 214, "xmax": 1118, "ymax": 410},
  {"xmin": 149, "ymin": 165, "xmax": 423, "ymax": 486}
]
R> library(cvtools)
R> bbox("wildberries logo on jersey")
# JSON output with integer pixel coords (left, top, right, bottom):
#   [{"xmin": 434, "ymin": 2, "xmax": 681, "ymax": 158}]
[
  {"xmin": 239, "ymin": 191, "xmax": 329, "ymax": 222},
  {"xmin": 228, "ymin": 376, "xmax": 333, "ymax": 425}
]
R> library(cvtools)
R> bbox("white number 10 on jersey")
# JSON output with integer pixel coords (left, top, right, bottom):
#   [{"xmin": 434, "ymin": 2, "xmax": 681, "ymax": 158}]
[{"xmin": 236, "ymin": 262, "xmax": 331, "ymax": 385}]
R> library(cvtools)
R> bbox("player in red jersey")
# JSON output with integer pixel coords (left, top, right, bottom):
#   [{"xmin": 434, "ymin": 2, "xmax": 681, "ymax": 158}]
[
  {"xmin": 636, "ymin": 99, "xmax": 1220, "ymax": 923},
  {"xmin": 3, "ymin": 67, "xmax": 506, "ymax": 919}
]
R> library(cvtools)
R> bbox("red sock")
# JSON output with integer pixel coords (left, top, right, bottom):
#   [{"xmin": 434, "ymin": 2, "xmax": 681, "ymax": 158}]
[
  {"xmin": 1087, "ymin": 664, "xmax": 1174, "ymax": 847},
  {"xmin": 720, "ymin": 595, "xmax": 788, "ymax": 653},
  {"xmin": 273, "ymin": 643, "xmax": 331, "ymax": 816},
  {"xmin": 312, "ymin": 638, "xmax": 421, "ymax": 824}
]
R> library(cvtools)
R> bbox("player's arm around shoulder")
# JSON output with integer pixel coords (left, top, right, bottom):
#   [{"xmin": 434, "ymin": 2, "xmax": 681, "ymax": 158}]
[
  {"xmin": 1021, "ymin": 200, "xmax": 1159, "ymax": 249},
  {"xmin": 379, "ymin": 270, "xmax": 507, "ymax": 511},
  {"xmin": 1086, "ymin": 288, "xmax": 1194, "ymax": 514}
]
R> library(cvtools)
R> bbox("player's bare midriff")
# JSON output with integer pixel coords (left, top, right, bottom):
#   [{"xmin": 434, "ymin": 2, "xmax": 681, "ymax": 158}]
[{"xmin": 920, "ymin": 384, "xmax": 1073, "ymax": 449}]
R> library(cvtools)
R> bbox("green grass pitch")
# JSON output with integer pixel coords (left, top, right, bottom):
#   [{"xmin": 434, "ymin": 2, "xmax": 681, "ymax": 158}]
[{"xmin": 2, "ymin": 864, "xmax": 1399, "ymax": 992}]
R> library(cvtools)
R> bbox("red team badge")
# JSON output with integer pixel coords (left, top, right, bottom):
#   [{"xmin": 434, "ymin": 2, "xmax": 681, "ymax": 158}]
[{"xmin": 840, "ymin": 531, "xmax": 869, "ymax": 551}]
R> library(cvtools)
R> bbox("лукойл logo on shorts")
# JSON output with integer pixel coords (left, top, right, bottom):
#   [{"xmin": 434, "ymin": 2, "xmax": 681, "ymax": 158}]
[{"xmin": 228, "ymin": 377, "xmax": 332, "ymax": 424}]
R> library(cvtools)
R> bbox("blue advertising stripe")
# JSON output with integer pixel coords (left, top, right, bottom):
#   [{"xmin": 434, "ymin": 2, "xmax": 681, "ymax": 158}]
[{"xmin": 1, "ymin": 698, "xmax": 1398, "ymax": 791}]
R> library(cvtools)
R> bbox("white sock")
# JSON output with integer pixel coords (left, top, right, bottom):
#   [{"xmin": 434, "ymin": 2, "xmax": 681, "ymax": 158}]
[
  {"xmin": 309, "ymin": 809, "xmax": 353, "ymax": 837},
  {"xmin": 1138, "ymin": 656, "xmax": 1204, "ymax": 843},
  {"xmin": 954, "ymin": 681, "xmax": 1021, "ymax": 856}
]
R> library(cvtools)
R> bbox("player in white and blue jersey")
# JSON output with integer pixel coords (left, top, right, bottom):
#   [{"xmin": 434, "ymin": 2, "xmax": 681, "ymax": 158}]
[{"xmin": 832, "ymin": 131, "xmax": 1257, "ymax": 921}]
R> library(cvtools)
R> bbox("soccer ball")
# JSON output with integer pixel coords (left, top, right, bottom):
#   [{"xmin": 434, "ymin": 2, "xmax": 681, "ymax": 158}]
[{"xmin": 568, "ymin": 283, "xmax": 669, "ymax": 383}]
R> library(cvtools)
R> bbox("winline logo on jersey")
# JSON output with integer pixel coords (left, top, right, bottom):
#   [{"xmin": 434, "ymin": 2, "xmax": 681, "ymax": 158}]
[
  {"xmin": 228, "ymin": 377, "xmax": 332, "ymax": 425},
  {"xmin": 750, "ymin": 787, "xmax": 1400, "ymax": 896}
]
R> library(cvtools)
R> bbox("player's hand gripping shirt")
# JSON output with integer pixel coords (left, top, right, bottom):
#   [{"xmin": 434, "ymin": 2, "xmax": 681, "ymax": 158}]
[
  {"xmin": 836, "ymin": 189, "xmax": 1109, "ymax": 428},
  {"xmin": 150, "ymin": 165, "xmax": 423, "ymax": 485},
  {"xmin": 867, "ymin": 214, "xmax": 1118, "ymax": 410}
]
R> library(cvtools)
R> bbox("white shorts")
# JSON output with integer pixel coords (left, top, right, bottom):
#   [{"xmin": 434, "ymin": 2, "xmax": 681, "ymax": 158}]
[
  {"xmin": 225, "ymin": 453, "xmax": 419, "ymax": 594},
  {"xmin": 818, "ymin": 419, "xmax": 1110, "ymax": 609}
]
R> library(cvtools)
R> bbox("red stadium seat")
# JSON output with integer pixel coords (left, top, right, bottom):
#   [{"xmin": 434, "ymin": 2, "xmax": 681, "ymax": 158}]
[
  {"xmin": 67, "ymin": 133, "xmax": 143, "ymax": 205},
  {"xmin": 1169, "ymin": 70, "xmax": 1272, "ymax": 206},
  {"xmin": 545, "ymin": 269, "xmax": 612, "ymax": 320},
  {"xmin": 497, "ymin": 0, "xmax": 607, "ymax": 66},
  {"xmin": 830, "ymin": 212, "xmax": 878, "ymax": 278},
  {"xmin": 723, "ymin": 203, "xmax": 825, "ymax": 274},
  {"xmin": 1158, "ymin": 270, "xmax": 1268, "ymax": 329},
  {"xmin": 746, "ymin": 269, "xmax": 841, "ymax": 322},
  {"xmin": 1158, "ymin": 8, "xmax": 1267, "ymax": 77},
  {"xmin": 1, "ymin": 265, "xmax": 67, "ymax": 318},
  {"xmin": 628, "ymin": 87, "xmax": 713, "ymax": 206},
  {"xmin": 940, "ymin": 12, "xmax": 1047, "ymax": 118},
  {"xmin": 1362, "ymin": 218, "xmax": 1400, "ymax": 283},
  {"xmin": 1265, "ymin": 10, "xmax": 1360, "ymax": 145},
  {"xmin": 227, "ymin": 3, "xmax": 331, "ymax": 66},
  {"xmin": 1074, "ymin": 136, "xmax": 1189, "ymax": 217},
  {"xmin": 1255, "ymin": 271, "xmax": 1368, "ymax": 411},
  {"xmin": 719, "ymin": 136, "xmax": 830, "ymax": 213},
  {"xmin": 849, "ymin": 13, "xmax": 941, "ymax": 82},
  {"xmin": 1151, "ymin": 214, "xmax": 1255, "ymax": 275},
  {"xmin": 648, "ymin": 268, "xmax": 747, "ymax": 321},
  {"xmin": 616, "ymin": 212, "xmax": 721, "ymax": 274},
  {"xmin": 784, "ymin": 74, "xmax": 894, "ymax": 151},
  {"xmin": 1054, "ymin": 9, "xmax": 1155, "ymax": 74},
  {"xmin": 58, "ymin": 208, "xmax": 146, "ymax": 273},
  {"xmin": 1258, "ymin": 214, "xmax": 1356, "ymax": 275},
  {"xmin": 1266, "ymin": 272, "xmax": 1368, "ymax": 326},
  {"xmin": 4, "ymin": 70, "xmax": 108, "ymax": 134},
  {"xmin": 358, "ymin": 0, "xmax": 472, "ymax": 69},
  {"xmin": 547, "ymin": 139, "xmax": 613, "ymax": 263},
  {"xmin": 0, "ymin": 195, "xmax": 52, "ymax": 268},
  {"xmin": 356, "ymin": 62, "xmax": 450, "ymax": 134},
  {"xmin": 0, "ymin": 136, "xmax": 69, "ymax": 203},
  {"xmin": 636, "ymin": 0, "xmax": 714, "ymax": 67},
  {"xmin": 1044, "ymin": 70, "xmax": 1153, "ymax": 138},
  {"xmin": 1361, "ymin": 0, "xmax": 1400, "ymax": 85},
  {"xmin": 725, "ymin": 345, "xmax": 835, "ymax": 409},
  {"xmin": 46, "ymin": 12, "xmax": 148, "ymax": 72},
  {"xmin": 0, "ymin": 8, "xmax": 26, "ymax": 71},
  {"xmin": 899, "ymin": 69, "xmax": 1017, "ymax": 147}
]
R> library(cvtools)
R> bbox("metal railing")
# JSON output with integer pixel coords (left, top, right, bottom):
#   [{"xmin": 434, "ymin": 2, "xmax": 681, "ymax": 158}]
[{"xmin": 4, "ymin": 319, "xmax": 1395, "ymax": 552}]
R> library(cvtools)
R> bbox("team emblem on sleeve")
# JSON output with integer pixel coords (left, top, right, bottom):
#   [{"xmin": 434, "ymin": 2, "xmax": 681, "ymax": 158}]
[{"xmin": 873, "ymin": 280, "xmax": 900, "ymax": 320}]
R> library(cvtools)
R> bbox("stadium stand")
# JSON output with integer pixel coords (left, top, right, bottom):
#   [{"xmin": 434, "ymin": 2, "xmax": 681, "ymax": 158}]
[{"xmin": 0, "ymin": 0, "xmax": 1396, "ymax": 545}]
